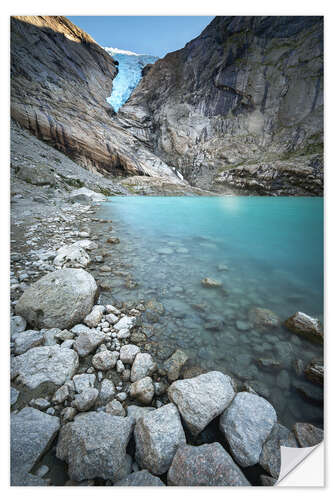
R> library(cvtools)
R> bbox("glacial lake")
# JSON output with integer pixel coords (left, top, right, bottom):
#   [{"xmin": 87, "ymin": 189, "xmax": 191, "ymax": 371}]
[{"xmin": 97, "ymin": 196, "xmax": 324, "ymax": 429}]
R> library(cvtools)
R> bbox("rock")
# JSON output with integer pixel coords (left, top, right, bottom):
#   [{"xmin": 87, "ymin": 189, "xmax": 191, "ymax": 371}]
[
  {"xmin": 52, "ymin": 384, "xmax": 70, "ymax": 404},
  {"xmin": 73, "ymin": 329, "xmax": 104, "ymax": 357},
  {"xmin": 98, "ymin": 379, "xmax": 116, "ymax": 405},
  {"xmin": 10, "ymin": 315, "xmax": 26, "ymax": 338},
  {"xmin": 29, "ymin": 398, "xmax": 51, "ymax": 410},
  {"xmin": 106, "ymin": 237, "xmax": 120, "ymax": 244},
  {"xmin": 69, "ymin": 188, "xmax": 106, "ymax": 204},
  {"xmin": 36, "ymin": 464, "xmax": 49, "ymax": 478},
  {"xmin": 164, "ymin": 349, "xmax": 189, "ymax": 382},
  {"xmin": 92, "ymin": 350, "xmax": 118, "ymax": 370},
  {"xmin": 201, "ymin": 277, "xmax": 222, "ymax": 288},
  {"xmin": 11, "ymin": 387, "xmax": 19, "ymax": 406},
  {"xmin": 43, "ymin": 328, "xmax": 61, "ymax": 346},
  {"xmin": 114, "ymin": 470, "xmax": 165, "ymax": 486},
  {"xmin": 61, "ymin": 339, "xmax": 74, "ymax": 349},
  {"xmin": 235, "ymin": 320, "xmax": 250, "ymax": 331},
  {"xmin": 260, "ymin": 475, "xmax": 276, "ymax": 486},
  {"xmin": 15, "ymin": 269, "xmax": 98, "ymax": 330},
  {"xmin": 73, "ymin": 373, "xmax": 96, "ymax": 393},
  {"xmin": 105, "ymin": 313, "xmax": 118, "ymax": 324},
  {"xmin": 284, "ymin": 311, "xmax": 323, "ymax": 343},
  {"xmin": 16, "ymin": 164, "xmax": 55, "ymax": 186},
  {"xmin": 134, "ymin": 403, "xmax": 186, "ymax": 475},
  {"xmin": 11, "ymin": 345, "xmax": 79, "ymax": 391},
  {"xmin": 14, "ymin": 329, "xmax": 44, "ymax": 355},
  {"xmin": 248, "ymin": 307, "xmax": 280, "ymax": 330},
  {"xmin": 130, "ymin": 377, "xmax": 155, "ymax": 405},
  {"xmin": 72, "ymin": 388, "xmax": 99, "ymax": 411},
  {"xmin": 105, "ymin": 399, "xmax": 126, "ymax": 416},
  {"xmin": 11, "ymin": 407, "xmax": 60, "ymax": 486},
  {"xmin": 61, "ymin": 407, "xmax": 77, "ymax": 423},
  {"xmin": 116, "ymin": 359, "xmax": 125, "ymax": 373},
  {"xmin": 120, "ymin": 344, "xmax": 140, "ymax": 364},
  {"xmin": 54, "ymin": 244, "xmax": 91, "ymax": 269},
  {"xmin": 304, "ymin": 359, "xmax": 324, "ymax": 385},
  {"xmin": 71, "ymin": 324, "xmax": 91, "ymax": 335},
  {"xmin": 114, "ymin": 315, "xmax": 136, "ymax": 331},
  {"xmin": 55, "ymin": 330, "xmax": 74, "ymax": 341},
  {"xmin": 293, "ymin": 423, "xmax": 324, "ymax": 447},
  {"xmin": 100, "ymin": 265, "xmax": 112, "ymax": 272},
  {"xmin": 105, "ymin": 304, "xmax": 121, "ymax": 315},
  {"xmin": 84, "ymin": 305, "xmax": 105, "ymax": 327},
  {"xmin": 168, "ymin": 371, "xmax": 235, "ymax": 435},
  {"xmin": 117, "ymin": 329, "xmax": 131, "ymax": 339},
  {"xmin": 257, "ymin": 358, "xmax": 281, "ymax": 370},
  {"xmin": 259, "ymin": 423, "xmax": 298, "ymax": 478},
  {"xmin": 72, "ymin": 239, "xmax": 98, "ymax": 251},
  {"xmin": 131, "ymin": 353, "xmax": 157, "ymax": 382},
  {"xmin": 57, "ymin": 412, "xmax": 135, "ymax": 482},
  {"xmin": 167, "ymin": 443, "xmax": 250, "ymax": 486},
  {"xmin": 154, "ymin": 380, "xmax": 168, "ymax": 396},
  {"xmin": 219, "ymin": 392, "xmax": 277, "ymax": 467},
  {"xmin": 117, "ymin": 391, "xmax": 127, "ymax": 402},
  {"xmin": 126, "ymin": 405, "xmax": 155, "ymax": 423}
]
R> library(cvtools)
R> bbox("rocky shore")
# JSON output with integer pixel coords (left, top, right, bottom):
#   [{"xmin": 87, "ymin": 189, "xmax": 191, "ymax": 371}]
[{"xmin": 10, "ymin": 123, "xmax": 324, "ymax": 486}]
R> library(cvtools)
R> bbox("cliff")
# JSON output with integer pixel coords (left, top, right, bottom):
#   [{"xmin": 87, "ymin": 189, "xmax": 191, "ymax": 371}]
[
  {"xmin": 10, "ymin": 16, "xmax": 181, "ymax": 182},
  {"xmin": 119, "ymin": 16, "xmax": 323, "ymax": 195}
]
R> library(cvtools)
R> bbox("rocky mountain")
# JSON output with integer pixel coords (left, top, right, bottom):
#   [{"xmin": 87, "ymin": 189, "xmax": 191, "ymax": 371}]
[
  {"xmin": 119, "ymin": 16, "xmax": 323, "ymax": 195},
  {"xmin": 104, "ymin": 48, "xmax": 158, "ymax": 112},
  {"xmin": 10, "ymin": 16, "xmax": 181, "ymax": 183}
]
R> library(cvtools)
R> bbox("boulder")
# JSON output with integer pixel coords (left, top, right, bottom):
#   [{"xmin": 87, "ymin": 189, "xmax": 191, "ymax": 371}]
[
  {"xmin": 293, "ymin": 423, "xmax": 324, "ymax": 447},
  {"xmin": 68, "ymin": 187, "xmax": 106, "ymax": 205},
  {"xmin": 167, "ymin": 443, "xmax": 250, "ymax": 486},
  {"xmin": 248, "ymin": 307, "xmax": 280, "ymax": 330},
  {"xmin": 219, "ymin": 392, "xmax": 277, "ymax": 467},
  {"xmin": 15, "ymin": 269, "xmax": 98, "ymax": 330},
  {"xmin": 134, "ymin": 403, "xmax": 186, "ymax": 475},
  {"xmin": 16, "ymin": 164, "xmax": 55, "ymax": 186},
  {"xmin": 92, "ymin": 350, "xmax": 118, "ymax": 370},
  {"xmin": 164, "ymin": 349, "xmax": 189, "ymax": 382},
  {"xmin": 114, "ymin": 470, "xmax": 165, "ymax": 486},
  {"xmin": 14, "ymin": 329, "xmax": 44, "ymax": 355},
  {"xmin": 11, "ymin": 407, "xmax": 60, "ymax": 486},
  {"xmin": 168, "ymin": 371, "xmax": 235, "ymax": 435},
  {"xmin": 84, "ymin": 305, "xmax": 105, "ymax": 327},
  {"xmin": 54, "ymin": 244, "xmax": 91, "ymax": 269},
  {"xmin": 131, "ymin": 353, "xmax": 157, "ymax": 382},
  {"xmin": 73, "ymin": 373, "xmax": 96, "ymax": 393},
  {"xmin": 259, "ymin": 423, "xmax": 298, "ymax": 478},
  {"xmin": 56, "ymin": 412, "xmax": 135, "ymax": 482},
  {"xmin": 284, "ymin": 312, "xmax": 323, "ymax": 343},
  {"xmin": 120, "ymin": 344, "xmax": 140, "ymax": 364},
  {"xmin": 11, "ymin": 345, "xmax": 79, "ymax": 391},
  {"xmin": 130, "ymin": 376, "xmax": 155, "ymax": 405},
  {"xmin": 73, "ymin": 329, "xmax": 105, "ymax": 357}
]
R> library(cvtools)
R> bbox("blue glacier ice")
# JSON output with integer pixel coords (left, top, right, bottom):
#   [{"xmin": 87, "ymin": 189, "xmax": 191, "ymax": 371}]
[{"xmin": 104, "ymin": 47, "xmax": 158, "ymax": 112}]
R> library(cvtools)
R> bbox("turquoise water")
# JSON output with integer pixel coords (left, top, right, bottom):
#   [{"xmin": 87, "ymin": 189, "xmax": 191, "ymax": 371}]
[{"xmin": 97, "ymin": 196, "xmax": 323, "ymax": 428}]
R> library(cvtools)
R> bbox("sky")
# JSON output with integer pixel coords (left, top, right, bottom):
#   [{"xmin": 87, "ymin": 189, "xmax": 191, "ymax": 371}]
[{"xmin": 67, "ymin": 16, "xmax": 214, "ymax": 57}]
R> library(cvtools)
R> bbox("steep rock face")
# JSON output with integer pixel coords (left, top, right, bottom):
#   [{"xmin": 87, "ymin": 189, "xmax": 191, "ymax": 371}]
[
  {"xmin": 120, "ymin": 16, "xmax": 323, "ymax": 195},
  {"xmin": 10, "ymin": 16, "xmax": 181, "ymax": 182}
]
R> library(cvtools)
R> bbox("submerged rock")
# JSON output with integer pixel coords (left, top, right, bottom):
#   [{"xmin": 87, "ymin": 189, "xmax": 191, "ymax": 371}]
[
  {"xmin": 284, "ymin": 312, "xmax": 323, "ymax": 343},
  {"xmin": 15, "ymin": 269, "xmax": 98, "ymax": 330},
  {"xmin": 11, "ymin": 407, "xmax": 60, "ymax": 486},
  {"xmin": 168, "ymin": 371, "xmax": 235, "ymax": 435},
  {"xmin": 220, "ymin": 392, "xmax": 277, "ymax": 467},
  {"xmin": 201, "ymin": 277, "xmax": 222, "ymax": 288},
  {"xmin": 164, "ymin": 349, "xmax": 189, "ymax": 381},
  {"xmin": 167, "ymin": 443, "xmax": 250, "ymax": 486},
  {"xmin": 248, "ymin": 307, "xmax": 280, "ymax": 330},
  {"xmin": 134, "ymin": 403, "xmax": 186, "ymax": 475},
  {"xmin": 56, "ymin": 412, "xmax": 135, "ymax": 482},
  {"xmin": 304, "ymin": 359, "xmax": 324, "ymax": 385}
]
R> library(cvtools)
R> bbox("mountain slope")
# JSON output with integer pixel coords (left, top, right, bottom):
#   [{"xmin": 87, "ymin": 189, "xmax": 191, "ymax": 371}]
[
  {"xmin": 10, "ymin": 16, "xmax": 181, "ymax": 182},
  {"xmin": 120, "ymin": 16, "xmax": 323, "ymax": 195}
]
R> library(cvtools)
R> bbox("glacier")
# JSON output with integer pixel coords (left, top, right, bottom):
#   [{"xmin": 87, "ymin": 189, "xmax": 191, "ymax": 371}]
[{"xmin": 104, "ymin": 47, "xmax": 158, "ymax": 112}]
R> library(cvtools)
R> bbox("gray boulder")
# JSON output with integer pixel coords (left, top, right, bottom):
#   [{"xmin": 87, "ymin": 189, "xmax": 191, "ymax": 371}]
[
  {"xmin": 72, "ymin": 388, "xmax": 99, "ymax": 411},
  {"xmin": 115, "ymin": 470, "xmax": 165, "ymax": 486},
  {"xmin": 168, "ymin": 371, "xmax": 235, "ymax": 435},
  {"xmin": 131, "ymin": 353, "xmax": 157, "ymax": 382},
  {"xmin": 11, "ymin": 345, "xmax": 79, "ymax": 391},
  {"xmin": 134, "ymin": 403, "xmax": 186, "ymax": 475},
  {"xmin": 84, "ymin": 305, "xmax": 105, "ymax": 328},
  {"xmin": 56, "ymin": 412, "xmax": 135, "ymax": 482},
  {"xmin": 92, "ymin": 350, "xmax": 118, "ymax": 370},
  {"xmin": 293, "ymin": 422, "xmax": 324, "ymax": 447},
  {"xmin": 220, "ymin": 392, "xmax": 277, "ymax": 467},
  {"xmin": 73, "ymin": 373, "xmax": 96, "ymax": 393},
  {"xmin": 259, "ymin": 423, "xmax": 298, "ymax": 478},
  {"xmin": 14, "ymin": 329, "xmax": 44, "ymax": 355},
  {"xmin": 11, "ymin": 407, "xmax": 60, "ymax": 486},
  {"xmin": 73, "ymin": 329, "xmax": 105, "ymax": 357},
  {"xmin": 68, "ymin": 187, "xmax": 106, "ymax": 205},
  {"xmin": 120, "ymin": 344, "xmax": 140, "ymax": 364},
  {"xmin": 53, "ymin": 244, "xmax": 91, "ymax": 269},
  {"xmin": 114, "ymin": 315, "xmax": 136, "ymax": 331},
  {"xmin": 15, "ymin": 269, "xmax": 98, "ymax": 330},
  {"xmin": 167, "ymin": 443, "xmax": 250, "ymax": 486}
]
